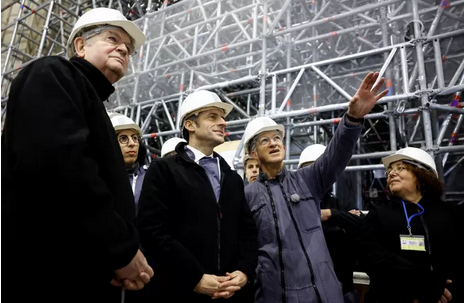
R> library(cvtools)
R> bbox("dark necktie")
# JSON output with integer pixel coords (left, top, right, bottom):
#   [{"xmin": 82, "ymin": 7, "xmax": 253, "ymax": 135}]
[{"xmin": 199, "ymin": 156, "xmax": 221, "ymax": 201}]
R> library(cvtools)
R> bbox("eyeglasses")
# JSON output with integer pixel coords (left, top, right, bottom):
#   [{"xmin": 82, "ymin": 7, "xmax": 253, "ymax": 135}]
[
  {"xmin": 81, "ymin": 28, "xmax": 136, "ymax": 56},
  {"xmin": 118, "ymin": 134, "xmax": 140, "ymax": 145},
  {"xmin": 385, "ymin": 164, "xmax": 407, "ymax": 178},
  {"xmin": 104, "ymin": 35, "xmax": 136, "ymax": 56},
  {"xmin": 258, "ymin": 135, "xmax": 283, "ymax": 147}
]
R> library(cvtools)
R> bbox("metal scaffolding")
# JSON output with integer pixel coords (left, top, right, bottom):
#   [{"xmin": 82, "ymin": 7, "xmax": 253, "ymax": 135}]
[
  {"xmin": 2, "ymin": 0, "xmax": 464, "ymax": 206},
  {"xmin": 0, "ymin": 0, "xmax": 163, "ymax": 92}
]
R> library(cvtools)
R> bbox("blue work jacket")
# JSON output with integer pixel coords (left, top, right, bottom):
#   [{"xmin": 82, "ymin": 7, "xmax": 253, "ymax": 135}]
[{"xmin": 245, "ymin": 116, "xmax": 362, "ymax": 303}]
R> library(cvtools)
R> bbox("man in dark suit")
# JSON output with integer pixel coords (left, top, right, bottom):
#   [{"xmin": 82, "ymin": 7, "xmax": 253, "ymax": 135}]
[{"xmin": 137, "ymin": 90, "xmax": 258, "ymax": 302}]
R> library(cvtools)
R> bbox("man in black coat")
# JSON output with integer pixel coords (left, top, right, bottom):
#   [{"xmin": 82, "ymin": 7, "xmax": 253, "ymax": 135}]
[
  {"xmin": 299, "ymin": 144, "xmax": 364, "ymax": 303},
  {"xmin": 2, "ymin": 8, "xmax": 153, "ymax": 303},
  {"xmin": 319, "ymin": 192, "xmax": 364, "ymax": 302},
  {"xmin": 137, "ymin": 90, "xmax": 258, "ymax": 302}
]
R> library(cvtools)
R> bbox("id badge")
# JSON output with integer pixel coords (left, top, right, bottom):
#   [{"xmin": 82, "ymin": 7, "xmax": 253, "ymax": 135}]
[{"xmin": 400, "ymin": 234, "xmax": 426, "ymax": 251}]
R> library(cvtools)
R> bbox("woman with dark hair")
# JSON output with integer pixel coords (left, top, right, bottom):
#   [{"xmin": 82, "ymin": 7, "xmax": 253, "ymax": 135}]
[{"xmin": 359, "ymin": 147, "xmax": 463, "ymax": 303}]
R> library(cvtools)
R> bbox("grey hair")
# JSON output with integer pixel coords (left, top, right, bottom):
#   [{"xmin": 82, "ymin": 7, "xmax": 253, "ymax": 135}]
[
  {"xmin": 249, "ymin": 135, "xmax": 259, "ymax": 153},
  {"xmin": 80, "ymin": 25, "xmax": 135, "ymax": 46},
  {"xmin": 73, "ymin": 25, "xmax": 135, "ymax": 55}
]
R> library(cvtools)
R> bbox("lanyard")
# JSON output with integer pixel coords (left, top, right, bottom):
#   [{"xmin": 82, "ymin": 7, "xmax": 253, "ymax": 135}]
[{"xmin": 401, "ymin": 200, "xmax": 424, "ymax": 236}]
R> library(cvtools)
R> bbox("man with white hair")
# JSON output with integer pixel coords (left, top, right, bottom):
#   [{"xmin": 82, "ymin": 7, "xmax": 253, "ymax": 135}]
[
  {"xmin": 2, "ymin": 8, "xmax": 153, "ymax": 302},
  {"xmin": 299, "ymin": 144, "xmax": 364, "ymax": 303},
  {"xmin": 243, "ymin": 72, "xmax": 388, "ymax": 303},
  {"xmin": 137, "ymin": 90, "xmax": 258, "ymax": 302}
]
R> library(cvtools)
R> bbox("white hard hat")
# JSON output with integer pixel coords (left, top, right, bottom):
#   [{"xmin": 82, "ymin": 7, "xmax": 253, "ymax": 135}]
[
  {"xmin": 109, "ymin": 113, "xmax": 142, "ymax": 136},
  {"xmin": 243, "ymin": 117, "xmax": 285, "ymax": 154},
  {"xmin": 382, "ymin": 147, "xmax": 437, "ymax": 176},
  {"xmin": 298, "ymin": 144, "xmax": 327, "ymax": 168},
  {"xmin": 67, "ymin": 8, "xmax": 146, "ymax": 58},
  {"xmin": 179, "ymin": 90, "xmax": 233, "ymax": 129},
  {"xmin": 161, "ymin": 137, "xmax": 186, "ymax": 157}
]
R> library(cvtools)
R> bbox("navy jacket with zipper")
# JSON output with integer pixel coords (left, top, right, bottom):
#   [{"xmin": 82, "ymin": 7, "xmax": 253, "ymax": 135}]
[
  {"xmin": 136, "ymin": 142, "xmax": 258, "ymax": 302},
  {"xmin": 245, "ymin": 116, "xmax": 363, "ymax": 303},
  {"xmin": 359, "ymin": 197, "xmax": 464, "ymax": 303}
]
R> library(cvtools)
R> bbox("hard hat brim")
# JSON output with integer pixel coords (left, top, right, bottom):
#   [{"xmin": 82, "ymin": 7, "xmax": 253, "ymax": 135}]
[
  {"xmin": 67, "ymin": 20, "xmax": 146, "ymax": 58},
  {"xmin": 180, "ymin": 102, "xmax": 233, "ymax": 128},
  {"xmin": 244, "ymin": 124, "xmax": 285, "ymax": 154},
  {"xmin": 114, "ymin": 124, "xmax": 142, "ymax": 137},
  {"xmin": 382, "ymin": 153, "xmax": 438, "ymax": 176}
]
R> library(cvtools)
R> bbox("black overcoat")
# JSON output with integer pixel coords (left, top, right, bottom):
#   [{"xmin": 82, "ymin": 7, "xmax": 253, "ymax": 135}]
[
  {"xmin": 2, "ymin": 56, "xmax": 139, "ymax": 302},
  {"xmin": 137, "ymin": 142, "xmax": 258, "ymax": 302},
  {"xmin": 359, "ymin": 196, "xmax": 464, "ymax": 303}
]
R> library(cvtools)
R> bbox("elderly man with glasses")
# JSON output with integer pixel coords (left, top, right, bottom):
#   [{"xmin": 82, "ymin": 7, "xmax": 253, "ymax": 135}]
[
  {"xmin": 242, "ymin": 72, "xmax": 388, "ymax": 303},
  {"xmin": 2, "ymin": 8, "xmax": 153, "ymax": 303}
]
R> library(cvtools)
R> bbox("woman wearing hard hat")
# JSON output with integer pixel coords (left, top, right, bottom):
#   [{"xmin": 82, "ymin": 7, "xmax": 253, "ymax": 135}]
[
  {"xmin": 299, "ymin": 144, "xmax": 364, "ymax": 303},
  {"xmin": 2, "ymin": 7, "xmax": 152, "ymax": 303},
  {"xmin": 110, "ymin": 113, "xmax": 148, "ymax": 214},
  {"xmin": 359, "ymin": 147, "xmax": 464, "ymax": 303}
]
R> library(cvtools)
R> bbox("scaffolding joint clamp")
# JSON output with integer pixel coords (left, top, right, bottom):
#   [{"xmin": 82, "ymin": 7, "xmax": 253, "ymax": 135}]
[
  {"xmin": 256, "ymin": 70, "xmax": 268, "ymax": 82},
  {"xmin": 428, "ymin": 146, "xmax": 441, "ymax": 155},
  {"xmin": 419, "ymin": 102, "xmax": 434, "ymax": 112},
  {"xmin": 183, "ymin": 90, "xmax": 193, "ymax": 98},
  {"xmin": 396, "ymin": 100, "xmax": 406, "ymax": 114},
  {"xmin": 414, "ymin": 88, "xmax": 434, "ymax": 99},
  {"xmin": 409, "ymin": 37, "xmax": 427, "ymax": 46},
  {"xmin": 423, "ymin": 98, "xmax": 438, "ymax": 111},
  {"xmin": 380, "ymin": 111, "xmax": 391, "ymax": 119},
  {"xmin": 386, "ymin": 109, "xmax": 400, "ymax": 119}
]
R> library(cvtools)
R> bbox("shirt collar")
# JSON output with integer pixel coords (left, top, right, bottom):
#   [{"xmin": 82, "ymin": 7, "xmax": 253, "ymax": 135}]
[
  {"xmin": 186, "ymin": 145, "xmax": 214, "ymax": 164},
  {"xmin": 127, "ymin": 162, "xmax": 141, "ymax": 175}
]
